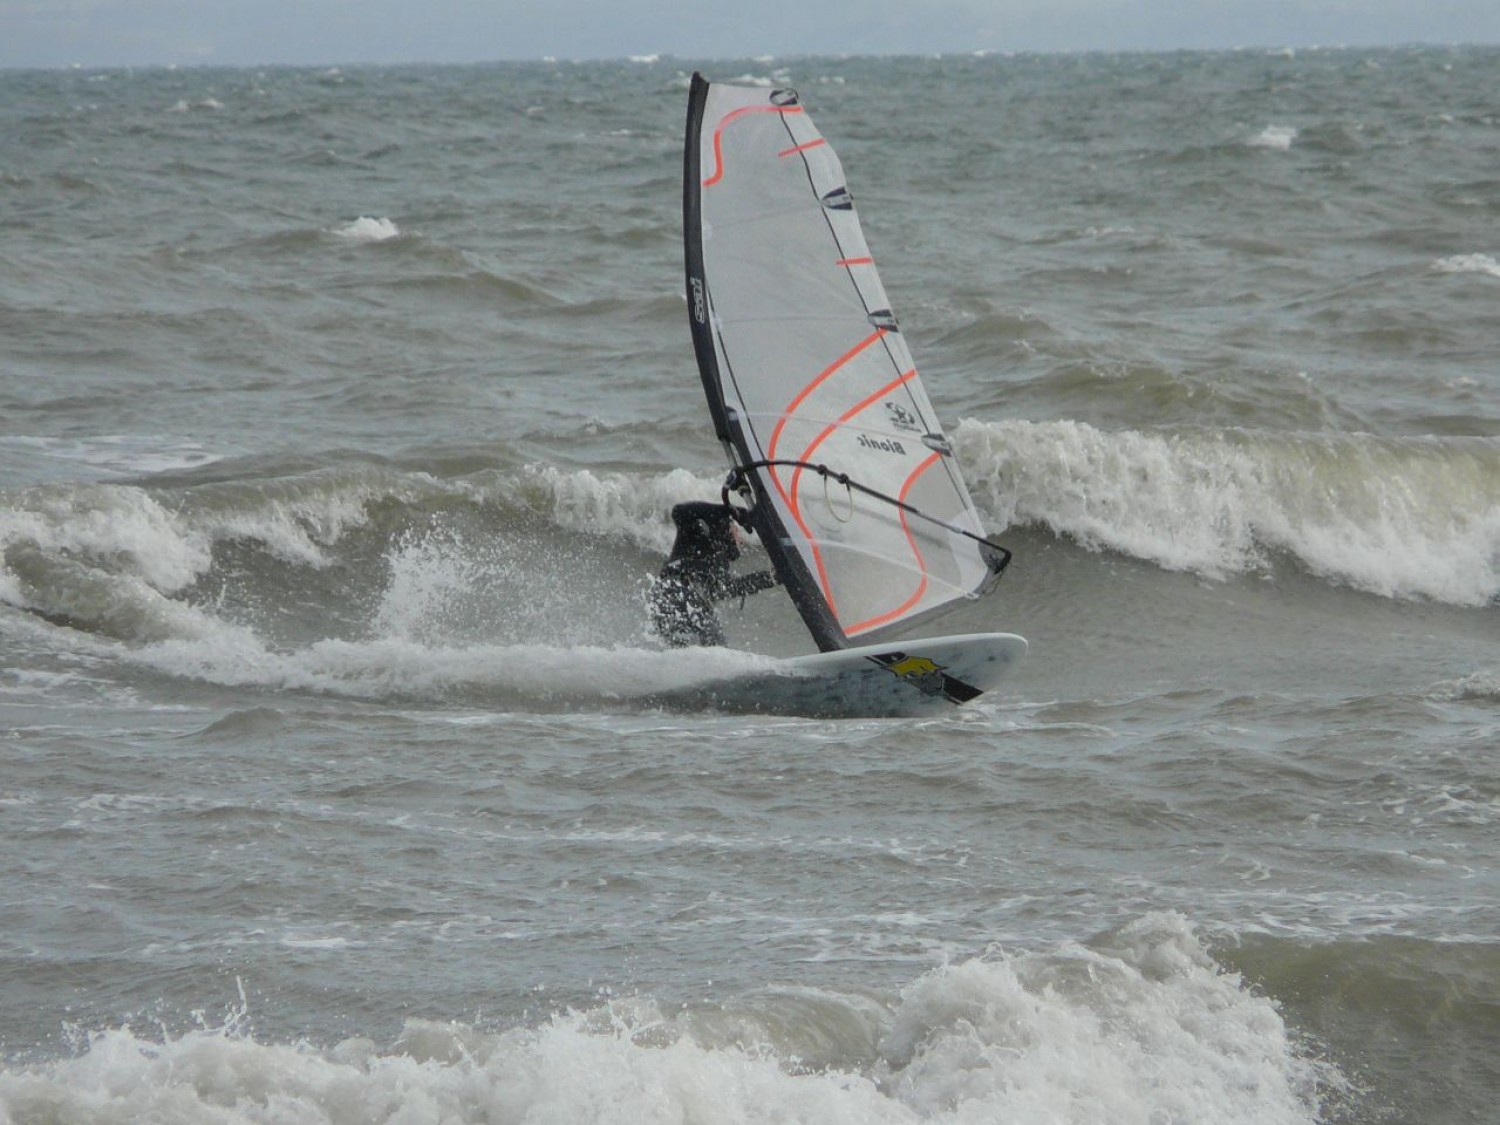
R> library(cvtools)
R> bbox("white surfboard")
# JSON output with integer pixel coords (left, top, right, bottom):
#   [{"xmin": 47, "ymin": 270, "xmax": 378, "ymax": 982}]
[{"xmin": 647, "ymin": 632, "xmax": 1027, "ymax": 719}]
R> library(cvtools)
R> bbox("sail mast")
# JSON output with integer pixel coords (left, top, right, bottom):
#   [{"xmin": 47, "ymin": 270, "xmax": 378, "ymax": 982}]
[{"xmin": 684, "ymin": 73, "xmax": 847, "ymax": 650}]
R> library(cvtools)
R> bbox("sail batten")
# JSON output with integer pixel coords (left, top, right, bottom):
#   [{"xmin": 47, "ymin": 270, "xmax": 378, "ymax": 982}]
[{"xmin": 684, "ymin": 73, "xmax": 1007, "ymax": 652}]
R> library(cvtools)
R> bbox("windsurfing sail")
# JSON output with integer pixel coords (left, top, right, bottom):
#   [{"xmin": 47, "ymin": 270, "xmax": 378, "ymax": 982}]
[{"xmin": 683, "ymin": 73, "xmax": 1010, "ymax": 653}]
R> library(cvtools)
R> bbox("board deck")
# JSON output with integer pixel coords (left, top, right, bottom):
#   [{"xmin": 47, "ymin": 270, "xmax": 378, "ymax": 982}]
[{"xmin": 646, "ymin": 632, "xmax": 1027, "ymax": 719}]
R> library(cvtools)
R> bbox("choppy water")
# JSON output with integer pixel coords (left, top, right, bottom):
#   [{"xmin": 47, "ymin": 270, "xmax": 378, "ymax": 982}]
[{"xmin": 2, "ymin": 48, "xmax": 1498, "ymax": 1124}]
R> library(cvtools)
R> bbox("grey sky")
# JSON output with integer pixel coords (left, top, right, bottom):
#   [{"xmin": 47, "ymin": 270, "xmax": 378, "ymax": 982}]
[{"xmin": 3, "ymin": 0, "xmax": 1498, "ymax": 69}]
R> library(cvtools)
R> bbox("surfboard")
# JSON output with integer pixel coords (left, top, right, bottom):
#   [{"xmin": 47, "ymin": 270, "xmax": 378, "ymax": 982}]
[
  {"xmin": 665, "ymin": 74, "xmax": 1028, "ymax": 715},
  {"xmin": 648, "ymin": 632, "xmax": 1028, "ymax": 719}
]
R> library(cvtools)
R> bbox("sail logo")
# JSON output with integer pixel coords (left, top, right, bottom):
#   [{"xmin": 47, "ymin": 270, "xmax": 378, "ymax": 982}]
[
  {"xmin": 822, "ymin": 187, "xmax": 854, "ymax": 211},
  {"xmin": 858, "ymin": 433, "xmax": 907, "ymax": 456},
  {"xmin": 885, "ymin": 402, "xmax": 920, "ymax": 432},
  {"xmin": 689, "ymin": 276, "xmax": 707, "ymax": 325}
]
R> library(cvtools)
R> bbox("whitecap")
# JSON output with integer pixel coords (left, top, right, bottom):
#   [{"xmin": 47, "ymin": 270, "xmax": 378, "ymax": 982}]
[
  {"xmin": 0, "ymin": 434, "xmax": 220, "ymax": 481},
  {"xmin": 1248, "ymin": 125, "xmax": 1298, "ymax": 150},
  {"xmin": 1432, "ymin": 253, "xmax": 1500, "ymax": 278},
  {"xmin": 281, "ymin": 934, "xmax": 352, "ymax": 951},
  {"xmin": 1432, "ymin": 669, "xmax": 1500, "ymax": 701},
  {"xmin": 332, "ymin": 216, "xmax": 402, "ymax": 242}
]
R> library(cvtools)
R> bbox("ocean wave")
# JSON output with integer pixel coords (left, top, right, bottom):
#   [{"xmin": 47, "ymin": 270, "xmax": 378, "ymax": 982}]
[
  {"xmin": 0, "ymin": 464, "xmax": 443, "ymax": 643},
  {"xmin": 1220, "ymin": 932, "xmax": 1500, "ymax": 1121},
  {"xmin": 1247, "ymin": 125, "xmax": 1298, "ymax": 150},
  {"xmin": 2, "ymin": 428, "xmax": 1494, "ymax": 667},
  {"xmin": 1433, "ymin": 668, "xmax": 1500, "ymax": 702},
  {"xmin": 0, "ymin": 434, "xmax": 221, "ymax": 481},
  {"xmin": 0, "ymin": 914, "xmax": 1333, "ymax": 1125},
  {"xmin": 164, "ymin": 97, "xmax": 223, "ymax": 113},
  {"xmin": 1432, "ymin": 253, "xmax": 1500, "ymax": 279},
  {"xmin": 0, "ymin": 458, "xmax": 767, "ymax": 700},
  {"xmin": 957, "ymin": 418, "xmax": 1500, "ymax": 606},
  {"xmin": 331, "ymin": 215, "xmax": 402, "ymax": 242}
]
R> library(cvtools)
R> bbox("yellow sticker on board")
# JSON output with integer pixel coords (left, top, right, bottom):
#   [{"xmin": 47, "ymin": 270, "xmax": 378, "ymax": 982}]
[{"xmin": 885, "ymin": 656, "xmax": 941, "ymax": 679}]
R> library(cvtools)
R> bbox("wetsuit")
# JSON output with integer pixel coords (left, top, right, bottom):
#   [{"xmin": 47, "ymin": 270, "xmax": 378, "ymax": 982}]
[{"xmin": 650, "ymin": 501, "xmax": 778, "ymax": 647}]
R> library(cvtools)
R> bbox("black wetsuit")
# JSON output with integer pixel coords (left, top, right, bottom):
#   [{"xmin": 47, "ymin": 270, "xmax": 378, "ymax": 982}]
[{"xmin": 650, "ymin": 501, "xmax": 778, "ymax": 647}]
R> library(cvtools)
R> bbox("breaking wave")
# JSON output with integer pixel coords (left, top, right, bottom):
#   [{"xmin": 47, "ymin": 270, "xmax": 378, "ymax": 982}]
[
  {"xmin": 0, "ymin": 457, "xmax": 776, "ymax": 707},
  {"xmin": 1, "ymin": 421, "xmax": 1493, "ymax": 705},
  {"xmin": 0, "ymin": 914, "xmax": 1339, "ymax": 1125},
  {"xmin": 958, "ymin": 418, "xmax": 1500, "ymax": 606}
]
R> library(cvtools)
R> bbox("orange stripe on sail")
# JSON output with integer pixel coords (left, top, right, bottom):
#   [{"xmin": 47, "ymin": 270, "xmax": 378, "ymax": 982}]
[
  {"xmin": 762, "ymin": 331, "xmax": 890, "ymax": 622},
  {"xmin": 702, "ymin": 104, "xmax": 805, "ymax": 188},
  {"xmin": 845, "ymin": 450, "xmax": 944, "ymax": 636},
  {"xmin": 767, "ymin": 329, "xmax": 887, "ymax": 466},
  {"xmin": 786, "ymin": 367, "xmax": 921, "ymax": 621},
  {"xmin": 793, "ymin": 367, "xmax": 919, "ymax": 470},
  {"xmin": 835, "ymin": 256, "xmax": 873, "ymax": 267},
  {"xmin": 779, "ymin": 138, "xmax": 826, "ymax": 158}
]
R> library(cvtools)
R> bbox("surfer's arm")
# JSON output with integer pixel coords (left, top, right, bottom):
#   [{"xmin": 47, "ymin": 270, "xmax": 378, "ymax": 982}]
[{"xmin": 725, "ymin": 570, "xmax": 779, "ymax": 599}]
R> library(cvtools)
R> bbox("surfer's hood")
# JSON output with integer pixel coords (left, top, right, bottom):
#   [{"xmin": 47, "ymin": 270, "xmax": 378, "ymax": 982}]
[{"xmin": 669, "ymin": 501, "xmax": 740, "ymax": 563}]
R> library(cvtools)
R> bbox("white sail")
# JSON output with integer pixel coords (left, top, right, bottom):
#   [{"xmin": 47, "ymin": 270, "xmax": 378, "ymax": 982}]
[{"xmin": 684, "ymin": 74, "xmax": 1008, "ymax": 652}]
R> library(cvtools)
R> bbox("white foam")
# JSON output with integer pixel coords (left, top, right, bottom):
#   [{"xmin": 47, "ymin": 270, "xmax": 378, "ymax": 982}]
[
  {"xmin": 1, "ymin": 473, "xmax": 376, "ymax": 600},
  {"xmin": 883, "ymin": 914, "xmax": 1330, "ymax": 1122},
  {"xmin": 0, "ymin": 434, "xmax": 221, "ymax": 480},
  {"xmin": 280, "ymin": 934, "xmax": 353, "ymax": 951},
  {"xmin": 0, "ymin": 468, "xmax": 425, "ymax": 644},
  {"xmin": 517, "ymin": 463, "xmax": 720, "ymax": 554},
  {"xmin": 721, "ymin": 73, "xmax": 777, "ymax": 88},
  {"xmin": 1, "ymin": 483, "xmax": 215, "ymax": 598},
  {"xmin": 1248, "ymin": 125, "xmax": 1298, "ymax": 150},
  {"xmin": 24, "ymin": 486, "xmax": 767, "ymax": 698},
  {"xmin": 1432, "ymin": 668, "xmax": 1500, "ymax": 702},
  {"xmin": 0, "ymin": 914, "xmax": 1333, "ymax": 1124},
  {"xmin": 957, "ymin": 418, "xmax": 1500, "ymax": 606},
  {"xmin": 1432, "ymin": 253, "xmax": 1500, "ymax": 278},
  {"xmin": 16, "ymin": 485, "xmax": 765, "ymax": 704},
  {"xmin": 332, "ymin": 216, "xmax": 402, "ymax": 242},
  {"xmin": 129, "ymin": 632, "xmax": 775, "ymax": 706}
]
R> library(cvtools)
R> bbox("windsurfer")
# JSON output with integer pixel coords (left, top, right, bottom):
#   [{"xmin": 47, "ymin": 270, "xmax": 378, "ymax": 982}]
[{"xmin": 650, "ymin": 501, "xmax": 779, "ymax": 647}]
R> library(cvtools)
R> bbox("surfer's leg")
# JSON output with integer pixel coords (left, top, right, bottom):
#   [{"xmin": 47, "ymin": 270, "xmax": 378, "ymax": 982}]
[
  {"xmin": 650, "ymin": 577, "xmax": 712, "ymax": 647},
  {"xmin": 695, "ymin": 611, "xmax": 725, "ymax": 647}
]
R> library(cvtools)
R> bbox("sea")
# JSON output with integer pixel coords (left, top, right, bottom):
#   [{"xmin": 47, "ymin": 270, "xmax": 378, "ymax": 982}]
[{"xmin": 1, "ymin": 47, "xmax": 1497, "ymax": 1124}]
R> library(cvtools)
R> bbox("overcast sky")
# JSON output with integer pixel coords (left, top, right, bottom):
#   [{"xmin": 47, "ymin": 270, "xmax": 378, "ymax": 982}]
[{"xmin": 3, "ymin": 0, "xmax": 1499, "ymax": 69}]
